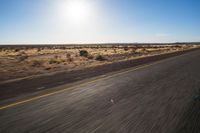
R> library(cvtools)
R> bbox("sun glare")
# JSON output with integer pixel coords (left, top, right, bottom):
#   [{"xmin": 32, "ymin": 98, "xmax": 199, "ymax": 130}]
[{"xmin": 59, "ymin": 0, "xmax": 91, "ymax": 23}]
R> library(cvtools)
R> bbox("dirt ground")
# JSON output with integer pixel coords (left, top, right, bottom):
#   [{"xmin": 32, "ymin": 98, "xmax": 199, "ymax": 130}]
[{"xmin": 0, "ymin": 44, "xmax": 199, "ymax": 82}]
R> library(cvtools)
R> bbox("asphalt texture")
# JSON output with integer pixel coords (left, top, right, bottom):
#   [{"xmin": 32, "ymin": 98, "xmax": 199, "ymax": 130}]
[{"xmin": 1, "ymin": 49, "xmax": 200, "ymax": 133}]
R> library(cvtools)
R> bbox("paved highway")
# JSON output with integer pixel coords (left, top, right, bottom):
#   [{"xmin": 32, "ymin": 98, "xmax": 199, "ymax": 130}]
[{"xmin": 0, "ymin": 50, "xmax": 200, "ymax": 133}]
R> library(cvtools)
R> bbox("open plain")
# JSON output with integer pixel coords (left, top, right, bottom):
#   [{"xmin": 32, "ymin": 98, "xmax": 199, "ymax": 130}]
[{"xmin": 0, "ymin": 44, "xmax": 198, "ymax": 82}]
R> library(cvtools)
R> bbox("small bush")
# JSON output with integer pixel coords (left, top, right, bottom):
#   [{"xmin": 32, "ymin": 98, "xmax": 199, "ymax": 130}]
[
  {"xmin": 49, "ymin": 59, "xmax": 59, "ymax": 64},
  {"xmin": 95, "ymin": 55, "xmax": 107, "ymax": 61},
  {"xmin": 131, "ymin": 49, "xmax": 136, "ymax": 53},
  {"xmin": 14, "ymin": 49, "xmax": 20, "ymax": 52},
  {"xmin": 79, "ymin": 50, "xmax": 89, "ymax": 57},
  {"xmin": 75, "ymin": 54, "xmax": 79, "ymax": 57},
  {"xmin": 44, "ymin": 67, "xmax": 51, "ymax": 70},
  {"xmin": 124, "ymin": 47, "xmax": 129, "ymax": 51},
  {"xmin": 30, "ymin": 60, "xmax": 42, "ymax": 67},
  {"xmin": 66, "ymin": 53, "xmax": 73, "ymax": 62},
  {"xmin": 66, "ymin": 53, "xmax": 71, "ymax": 58},
  {"xmin": 19, "ymin": 51, "xmax": 26, "ymax": 55},
  {"xmin": 37, "ymin": 48, "xmax": 41, "ymax": 52},
  {"xmin": 49, "ymin": 58, "xmax": 65, "ymax": 64},
  {"xmin": 87, "ymin": 55, "xmax": 94, "ymax": 59},
  {"xmin": 67, "ymin": 57, "xmax": 73, "ymax": 62},
  {"xmin": 54, "ymin": 55, "xmax": 59, "ymax": 59},
  {"xmin": 18, "ymin": 55, "xmax": 28, "ymax": 62},
  {"xmin": 17, "ymin": 52, "xmax": 28, "ymax": 62}
]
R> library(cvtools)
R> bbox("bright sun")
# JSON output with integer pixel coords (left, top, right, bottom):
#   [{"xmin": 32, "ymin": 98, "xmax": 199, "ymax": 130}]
[{"xmin": 59, "ymin": 0, "xmax": 91, "ymax": 23}]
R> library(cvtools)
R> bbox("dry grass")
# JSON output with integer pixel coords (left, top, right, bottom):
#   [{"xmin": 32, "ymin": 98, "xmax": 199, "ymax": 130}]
[{"xmin": 0, "ymin": 44, "xmax": 199, "ymax": 81}]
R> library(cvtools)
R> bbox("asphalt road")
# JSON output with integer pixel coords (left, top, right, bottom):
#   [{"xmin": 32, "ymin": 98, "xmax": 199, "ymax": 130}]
[{"xmin": 1, "ymin": 50, "xmax": 200, "ymax": 133}]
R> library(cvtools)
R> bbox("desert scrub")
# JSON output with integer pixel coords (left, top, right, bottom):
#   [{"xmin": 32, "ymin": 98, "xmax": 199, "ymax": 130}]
[
  {"xmin": 14, "ymin": 49, "xmax": 20, "ymax": 52},
  {"xmin": 49, "ymin": 59, "xmax": 60, "ymax": 64},
  {"xmin": 44, "ymin": 66, "xmax": 52, "ymax": 70},
  {"xmin": 87, "ymin": 55, "xmax": 94, "ymax": 59},
  {"xmin": 79, "ymin": 50, "xmax": 89, "ymax": 57},
  {"xmin": 30, "ymin": 60, "xmax": 43, "ymax": 67},
  {"xmin": 131, "ymin": 48, "xmax": 136, "ymax": 54},
  {"xmin": 113, "ymin": 49, "xmax": 117, "ymax": 54},
  {"xmin": 49, "ymin": 59, "xmax": 58, "ymax": 64},
  {"xmin": 49, "ymin": 58, "xmax": 65, "ymax": 64},
  {"xmin": 17, "ymin": 52, "xmax": 28, "ymax": 62},
  {"xmin": 95, "ymin": 55, "xmax": 107, "ymax": 61},
  {"xmin": 66, "ymin": 53, "xmax": 73, "ymax": 62},
  {"xmin": 67, "ymin": 57, "xmax": 73, "ymax": 62},
  {"xmin": 66, "ymin": 53, "xmax": 71, "ymax": 58},
  {"xmin": 124, "ymin": 47, "xmax": 129, "ymax": 51},
  {"xmin": 54, "ymin": 55, "xmax": 59, "ymax": 59},
  {"xmin": 37, "ymin": 48, "xmax": 41, "ymax": 52}
]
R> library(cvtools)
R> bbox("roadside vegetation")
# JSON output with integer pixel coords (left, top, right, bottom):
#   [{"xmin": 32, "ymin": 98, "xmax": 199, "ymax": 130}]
[{"xmin": 0, "ymin": 44, "xmax": 199, "ymax": 82}]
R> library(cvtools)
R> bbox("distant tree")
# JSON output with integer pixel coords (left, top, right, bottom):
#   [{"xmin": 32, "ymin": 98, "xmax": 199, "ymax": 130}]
[{"xmin": 79, "ymin": 50, "xmax": 89, "ymax": 57}]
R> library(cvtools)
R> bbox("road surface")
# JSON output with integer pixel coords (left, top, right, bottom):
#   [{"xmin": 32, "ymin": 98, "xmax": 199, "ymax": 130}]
[{"xmin": 0, "ymin": 50, "xmax": 200, "ymax": 133}]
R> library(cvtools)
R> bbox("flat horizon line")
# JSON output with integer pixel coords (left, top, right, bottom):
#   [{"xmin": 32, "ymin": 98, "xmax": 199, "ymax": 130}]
[{"xmin": 0, "ymin": 42, "xmax": 200, "ymax": 46}]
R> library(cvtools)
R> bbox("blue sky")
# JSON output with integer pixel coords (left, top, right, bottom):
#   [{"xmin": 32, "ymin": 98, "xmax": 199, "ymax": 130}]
[{"xmin": 0, "ymin": 0, "xmax": 200, "ymax": 44}]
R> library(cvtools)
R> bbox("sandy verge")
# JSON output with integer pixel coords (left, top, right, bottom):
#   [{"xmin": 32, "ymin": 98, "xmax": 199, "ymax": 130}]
[{"xmin": 0, "ymin": 44, "xmax": 199, "ymax": 82}]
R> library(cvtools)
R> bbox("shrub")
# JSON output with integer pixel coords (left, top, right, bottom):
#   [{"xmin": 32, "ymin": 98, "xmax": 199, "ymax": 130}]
[
  {"xmin": 49, "ymin": 59, "xmax": 59, "ymax": 64},
  {"xmin": 49, "ymin": 58, "xmax": 65, "ymax": 64},
  {"xmin": 75, "ymin": 54, "xmax": 79, "ymax": 57},
  {"xmin": 66, "ymin": 53, "xmax": 71, "ymax": 58},
  {"xmin": 79, "ymin": 50, "xmax": 89, "ymax": 57},
  {"xmin": 54, "ymin": 55, "xmax": 59, "ymax": 59},
  {"xmin": 87, "ymin": 55, "xmax": 94, "ymax": 59},
  {"xmin": 1, "ymin": 48, "xmax": 5, "ymax": 52},
  {"xmin": 95, "ymin": 55, "xmax": 107, "ymax": 61},
  {"xmin": 66, "ymin": 53, "xmax": 73, "ymax": 62},
  {"xmin": 67, "ymin": 57, "xmax": 73, "ymax": 62},
  {"xmin": 14, "ymin": 49, "xmax": 20, "ymax": 52},
  {"xmin": 44, "ymin": 67, "xmax": 51, "ymax": 70},
  {"xmin": 17, "ymin": 52, "xmax": 28, "ymax": 62},
  {"xmin": 30, "ymin": 60, "xmax": 42, "ymax": 67},
  {"xmin": 37, "ymin": 48, "xmax": 41, "ymax": 52},
  {"xmin": 124, "ymin": 47, "xmax": 129, "ymax": 51},
  {"xmin": 18, "ymin": 55, "xmax": 28, "ymax": 62},
  {"xmin": 131, "ymin": 49, "xmax": 136, "ymax": 53}
]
